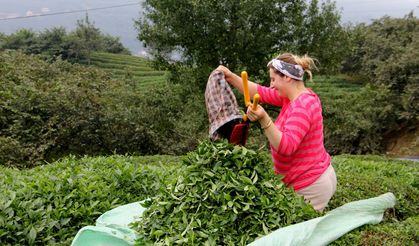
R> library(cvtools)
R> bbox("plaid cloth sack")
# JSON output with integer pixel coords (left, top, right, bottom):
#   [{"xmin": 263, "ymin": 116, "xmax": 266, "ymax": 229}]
[{"xmin": 205, "ymin": 70, "xmax": 242, "ymax": 140}]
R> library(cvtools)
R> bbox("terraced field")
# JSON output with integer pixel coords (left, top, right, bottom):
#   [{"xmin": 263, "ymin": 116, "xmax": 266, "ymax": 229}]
[
  {"xmin": 85, "ymin": 52, "xmax": 362, "ymax": 99},
  {"xmin": 308, "ymin": 75, "xmax": 362, "ymax": 100},
  {"xmin": 87, "ymin": 52, "xmax": 168, "ymax": 90}
]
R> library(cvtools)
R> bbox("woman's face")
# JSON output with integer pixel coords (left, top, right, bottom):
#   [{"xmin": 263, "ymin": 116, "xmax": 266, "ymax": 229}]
[{"xmin": 269, "ymin": 68, "xmax": 290, "ymax": 97}]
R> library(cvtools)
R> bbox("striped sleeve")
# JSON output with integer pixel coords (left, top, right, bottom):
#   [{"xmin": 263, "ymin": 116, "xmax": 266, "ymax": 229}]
[
  {"xmin": 257, "ymin": 85, "xmax": 288, "ymax": 106},
  {"xmin": 276, "ymin": 106, "xmax": 311, "ymax": 156}
]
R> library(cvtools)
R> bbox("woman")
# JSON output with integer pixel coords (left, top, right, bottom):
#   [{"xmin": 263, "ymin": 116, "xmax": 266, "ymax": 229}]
[{"xmin": 216, "ymin": 53, "xmax": 337, "ymax": 212}]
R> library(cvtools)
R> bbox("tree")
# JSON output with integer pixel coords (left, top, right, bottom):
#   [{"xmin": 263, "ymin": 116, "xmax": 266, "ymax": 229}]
[
  {"xmin": 37, "ymin": 27, "xmax": 67, "ymax": 59},
  {"xmin": 0, "ymin": 29, "xmax": 39, "ymax": 53},
  {"xmin": 0, "ymin": 14, "xmax": 130, "ymax": 63},
  {"xmin": 102, "ymin": 35, "xmax": 130, "ymax": 54},
  {"xmin": 136, "ymin": 0, "xmax": 305, "ymax": 78},
  {"xmin": 135, "ymin": 0, "xmax": 347, "ymax": 87},
  {"xmin": 343, "ymin": 12, "xmax": 419, "ymax": 124},
  {"xmin": 295, "ymin": 0, "xmax": 349, "ymax": 73},
  {"xmin": 72, "ymin": 14, "xmax": 104, "ymax": 64},
  {"xmin": 0, "ymin": 33, "xmax": 5, "ymax": 47}
]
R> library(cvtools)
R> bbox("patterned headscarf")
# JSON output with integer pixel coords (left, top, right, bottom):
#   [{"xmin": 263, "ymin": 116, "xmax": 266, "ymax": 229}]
[{"xmin": 267, "ymin": 59, "xmax": 304, "ymax": 81}]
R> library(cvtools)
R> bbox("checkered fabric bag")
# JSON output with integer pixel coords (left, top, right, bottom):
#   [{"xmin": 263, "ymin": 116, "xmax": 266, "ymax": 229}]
[{"xmin": 205, "ymin": 70, "xmax": 242, "ymax": 140}]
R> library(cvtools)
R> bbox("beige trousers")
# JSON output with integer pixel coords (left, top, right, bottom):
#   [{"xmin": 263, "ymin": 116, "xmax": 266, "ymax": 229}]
[{"xmin": 296, "ymin": 164, "xmax": 337, "ymax": 212}]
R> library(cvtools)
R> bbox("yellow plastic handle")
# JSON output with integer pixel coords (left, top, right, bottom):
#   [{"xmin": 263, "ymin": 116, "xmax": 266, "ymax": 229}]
[
  {"xmin": 241, "ymin": 71, "xmax": 250, "ymax": 107},
  {"xmin": 243, "ymin": 94, "xmax": 260, "ymax": 122},
  {"xmin": 252, "ymin": 94, "xmax": 260, "ymax": 111},
  {"xmin": 242, "ymin": 114, "xmax": 248, "ymax": 122}
]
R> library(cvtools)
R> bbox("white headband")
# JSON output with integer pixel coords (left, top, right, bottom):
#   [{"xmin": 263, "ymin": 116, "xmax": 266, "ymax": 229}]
[{"xmin": 268, "ymin": 59, "xmax": 304, "ymax": 81}]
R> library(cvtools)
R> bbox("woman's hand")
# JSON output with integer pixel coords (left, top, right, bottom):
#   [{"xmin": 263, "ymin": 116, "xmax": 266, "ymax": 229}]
[
  {"xmin": 215, "ymin": 65, "xmax": 233, "ymax": 79},
  {"xmin": 214, "ymin": 65, "xmax": 259, "ymax": 98},
  {"xmin": 248, "ymin": 104, "xmax": 281, "ymax": 147},
  {"xmin": 247, "ymin": 104, "xmax": 269, "ymax": 123}
]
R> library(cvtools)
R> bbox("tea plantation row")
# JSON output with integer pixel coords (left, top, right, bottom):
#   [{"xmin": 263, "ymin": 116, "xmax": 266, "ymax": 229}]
[{"xmin": 0, "ymin": 153, "xmax": 417, "ymax": 245}]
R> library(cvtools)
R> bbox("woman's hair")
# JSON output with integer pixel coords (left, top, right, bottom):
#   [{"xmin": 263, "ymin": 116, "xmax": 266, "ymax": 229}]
[{"xmin": 269, "ymin": 53, "xmax": 318, "ymax": 82}]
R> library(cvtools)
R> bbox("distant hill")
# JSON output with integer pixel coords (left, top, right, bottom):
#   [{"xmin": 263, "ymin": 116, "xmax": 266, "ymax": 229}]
[
  {"xmin": 85, "ymin": 52, "xmax": 168, "ymax": 90},
  {"xmin": 0, "ymin": 0, "xmax": 145, "ymax": 55},
  {"xmin": 1, "ymin": 0, "xmax": 417, "ymax": 56}
]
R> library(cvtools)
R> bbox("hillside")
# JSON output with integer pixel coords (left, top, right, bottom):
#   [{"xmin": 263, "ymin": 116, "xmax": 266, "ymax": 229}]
[
  {"xmin": 86, "ymin": 52, "xmax": 169, "ymax": 90},
  {"xmin": 309, "ymin": 75, "xmax": 362, "ymax": 100},
  {"xmin": 86, "ymin": 52, "xmax": 362, "ymax": 99}
]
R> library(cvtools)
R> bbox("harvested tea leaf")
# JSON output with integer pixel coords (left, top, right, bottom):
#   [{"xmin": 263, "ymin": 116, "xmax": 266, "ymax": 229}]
[{"xmin": 131, "ymin": 140, "xmax": 318, "ymax": 245}]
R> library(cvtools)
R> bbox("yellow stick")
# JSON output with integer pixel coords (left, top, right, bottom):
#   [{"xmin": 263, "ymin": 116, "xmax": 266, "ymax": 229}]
[
  {"xmin": 252, "ymin": 94, "xmax": 260, "ymax": 110},
  {"xmin": 241, "ymin": 71, "xmax": 250, "ymax": 107},
  {"xmin": 243, "ymin": 94, "xmax": 260, "ymax": 122}
]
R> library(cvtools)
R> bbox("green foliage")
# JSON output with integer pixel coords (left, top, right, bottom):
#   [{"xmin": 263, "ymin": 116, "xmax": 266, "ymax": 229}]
[
  {"xmin": 0, "ymin": 137, "xmax": 28, "ymax": 166},
  {"xmin": 329, "ymin": 155, "xmax": 418, "ymax": 219},
  {"xmin": 330, "ymin": 216, "xmax": 419, "ymax": 246},
  {"xmin": 343, "ymin": 13, "xmax": 419, "ymax": 124},
  {"xmin": 131, "ymin": 141, "xmax": 318, "ymax": 245},
  {"xmin": 0, "ymin": 29, "xmax": 38, "ymax": 53},
  {"xmin": 0, "ymin": 152, "xmax": 417, "ymax": 245},
  {"xmin": 254, "ymin": 75, "xmax": 397, "ymax": 155},
  {"xmin": 100, "ymin": 80, "xmax": 206, "ymax": 155},
  {"xmin": 0, "ymin": 155, "xmax": 181, "ymax": 245},
  {"xmin": 0, "ymin": 15, "xmax": 130, "ymax": 63},
  {"xmin": 328, "ymin": 155, "xmax": 419, "ymax": 245},
  {"xmin": 70, "ymin": 15, "xmax": 130, "ymax": 63},
  {"xmin": 294, "ymin": 0, "xmax": 350, "ymax": 73},
  {"xmin": 319, "ymin": 81, "xmax": 397, "ymax": 154},
  {"xmin": 0, "ymin": 51, "xmax": 110, "ymax": 167},
  {"xmin": 101, "ymin": 34, "xmax": 131, "ymax": 54},
  {"xmin": 0, "ymin": 51, "xmax": 203, "ymax": 167},
  {"xmin": 36, "ymin": 27, "xmax": 70, "ymax": 59},
  {"xmin": 136, "ymin": 0, "xmax": 348, "ymax": 88},
  {"xmin": 87, "ymin": 52, "xmax": 168, "ymax": 88}
]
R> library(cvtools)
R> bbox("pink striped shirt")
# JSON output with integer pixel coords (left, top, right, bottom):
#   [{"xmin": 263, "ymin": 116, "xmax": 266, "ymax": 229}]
[{"xmin": 257, "ymin": 85, "xmax": 331, "ymax": 191}]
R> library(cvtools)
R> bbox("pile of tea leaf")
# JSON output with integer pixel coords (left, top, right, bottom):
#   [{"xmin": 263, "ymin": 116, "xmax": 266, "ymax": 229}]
[{"xmin": 130, "ymin": 140, "xmax": 318, "ymax": 245}]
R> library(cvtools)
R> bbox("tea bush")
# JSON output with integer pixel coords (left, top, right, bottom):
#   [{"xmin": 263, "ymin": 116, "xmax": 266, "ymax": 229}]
[
  {"xmin": 0, "ymin": 51, "xmax": 204, "ymax": 167},
  {"xmin": 321, "ymin": 84, "xmax": 397, "ymax": 154},
  {"xmin": 328, "ymin": 155, "xmax": 418, "ymax": 245},
  {"xmin": 0, "ymin": 155, "xmax": 181, "ymax": 245},
  {"xmin": 0, "ymin": 152, "xmax": 417, "ymax": 245}
]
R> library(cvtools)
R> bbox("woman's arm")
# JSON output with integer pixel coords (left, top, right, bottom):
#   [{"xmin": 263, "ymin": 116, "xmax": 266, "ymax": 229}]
[
  {"xmin": 247, "ymin": 105, "xmax": 311, "ymax": 156},
  {"xmin": 216, "ymin": 65, "xmax": 285, "ymax": 107},
  {"xmin": 216, "ymin": 65, "xmax": 258, "ymax": 98},
  {"xmin": 247, "ymin": 105, "xmax": 282, "ymax": 147},
  {"xmin": 259, "ymin": 113, "xmax": 282, "ymax": 148}
]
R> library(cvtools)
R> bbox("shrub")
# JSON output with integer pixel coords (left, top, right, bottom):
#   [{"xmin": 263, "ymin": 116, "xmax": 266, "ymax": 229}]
[
  {"xmin": 0, "ymin": 51, "xmax": 204, "ymax": 167},
  {"xmin": 342, "ymin": 13, "xmax": 419, "ymax": 125},
  {"xmin": 322, "ymin": 84, "xmax": 397, "ymax": 154},
  {"xmin": 0, "ymin": 51, "xmax": 111, "ymax": 167},
  {"xmin": 0, "ymin": 153, "xmax": 417, "ymax": 245},
  {"xmin": 328, "ymin": 155, "xmax": 418, "ymax": 245},
  {"xmin": 0, "ymin": 155, "xmax": 181, "ymax": 245}
]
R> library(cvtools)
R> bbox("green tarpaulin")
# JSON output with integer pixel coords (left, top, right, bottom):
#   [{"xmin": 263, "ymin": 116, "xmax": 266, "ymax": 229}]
[{"xmin": 71, "ymin": 192, "xmax": 396, "ymax": 246}]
